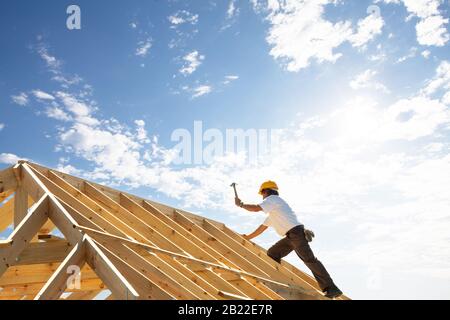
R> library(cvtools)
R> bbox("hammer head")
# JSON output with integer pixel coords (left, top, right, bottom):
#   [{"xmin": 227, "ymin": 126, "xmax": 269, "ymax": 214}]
[{"xmin": 230, "ymin": 182, "xmax": 237, "ymax": 188}]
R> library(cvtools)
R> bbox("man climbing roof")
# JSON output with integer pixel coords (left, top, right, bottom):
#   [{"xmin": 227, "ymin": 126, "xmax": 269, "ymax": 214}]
[{"xmin": 235, "ymin": 180, "xmax": 343, "ymax": 299}]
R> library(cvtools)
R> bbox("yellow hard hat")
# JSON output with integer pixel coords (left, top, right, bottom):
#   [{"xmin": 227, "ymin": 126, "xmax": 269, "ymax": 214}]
[{"xmin": 259, "ymin": 181, "xmax": 279, "ymax": 195}]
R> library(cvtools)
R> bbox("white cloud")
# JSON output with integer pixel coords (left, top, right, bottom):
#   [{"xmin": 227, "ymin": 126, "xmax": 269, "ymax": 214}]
[
  {"xmin": 416, "ymin": 15, "xmax": 450, "ymax": 46},
  {"xmin": 52, "ymin": 74, "xmax": 83, "ymax": 86},
  {"xmin": 261, "ymin": 0, "xmax": 384, "ymax": 72},
  {"xmin": 0, "ymin": 123, "xmax": 4, "ymax": 131},
  {"xmin": 350, "ymin": 69, "xmax": 390, "ymax": 93},
  {"xmin": 378, "ymin": 0, "xmax": 449, "ymax": 46},
  {"xmin": 223, "ymin": 75, "xmax": 239, "ymax": 85},
  {"xmin": 45, "ymin": 106, "xmax": 72, "ymax": 122},
  {"xmin": 265, "ymin": 0, "xmax": 353, "ymax": 72},
  {"xmin": 32, "ymin": 90, "xmax": 55, "ymax": 101},
  {"xmin": 11, "ymin": 93, "xmax": 29, "ymax": 106},
  {"xmin": 396, "ymin": 46, "xmax": 418, "ymax": 63},
  {"xmin": 180, "ymin": 51, "xmax": 205, "ymax": 75},
  {"xmin": 0, "ymin": 153, "xmax": 22, "ymax": 165},
  {"xmin": 56, "ymin": 92, "xmax": 92, "ymax": 117},
  {"xmin": 422, "ymin": 60, "xmax": 450, "ymax": 96},
  {"xmin": 378, "ymin": 96, "xmax": 449, "ymax": 141},
  {"xmin": 38, "ymin": 46, "xmax": 62, "ymax": 70},
  {"xmin": 135, "ymin": 120, "xmax": 150, "ymax": 143},
  {"xmin": 421, "ymin": 50, "xmax": 431, "ymax": 59},
  {"xmin": 192, "ymin": 85, "xmax": 212, "ymax": 98},
  {"xmin": 56, "ymin": 92, "xmax": 99, "ymax": 126},
  {"xmin": 349, "ymin": 13, "xmax": 385, "ymax": 48},
  {"xmin": 227, "ymin": 0, "xmax": 239, "ymax": 19},
  {"xmin": 135, "ymin": 39, "xmax": 152, "ymax": 57},
  {"xmin": 168, "ymin": 10, "xmax": 199, "ymax": 27}
]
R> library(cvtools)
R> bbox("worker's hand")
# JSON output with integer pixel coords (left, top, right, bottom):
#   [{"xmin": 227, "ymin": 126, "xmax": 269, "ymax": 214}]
[
  {"xmin": 235, "ymin": 197, "xmax": 243, "ymax": 207},
  {"xmin": 304, "ymin": 229, "xmax": 315, "ymax": 242}
]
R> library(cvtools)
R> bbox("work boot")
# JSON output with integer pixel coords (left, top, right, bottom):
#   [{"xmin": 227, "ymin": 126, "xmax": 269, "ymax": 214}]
[{"xmin": 324, "ymin": 285, "xmax": 343, "ymax": 299}]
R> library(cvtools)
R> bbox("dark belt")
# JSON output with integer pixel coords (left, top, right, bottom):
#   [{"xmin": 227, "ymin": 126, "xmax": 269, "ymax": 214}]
[{"xmin": 286, "ymin": 225, "xmax": 304, "ymax": 236}]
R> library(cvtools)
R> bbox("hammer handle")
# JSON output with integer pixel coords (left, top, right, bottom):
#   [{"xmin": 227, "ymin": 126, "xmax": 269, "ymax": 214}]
[{"xmin": 233, "ymin": 186, "xmax": 239, "ymax": 198}]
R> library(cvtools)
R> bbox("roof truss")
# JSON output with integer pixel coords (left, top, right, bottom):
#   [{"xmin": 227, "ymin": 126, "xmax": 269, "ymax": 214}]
[{"xmin": 0, "ymin": 161, "xmax": 349, "ymax": 300}]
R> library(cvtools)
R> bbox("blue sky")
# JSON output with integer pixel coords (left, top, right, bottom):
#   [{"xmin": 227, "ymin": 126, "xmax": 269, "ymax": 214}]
[{"xmin": 1, "ymin": 0, "xmax": 450, "ymax": 300}]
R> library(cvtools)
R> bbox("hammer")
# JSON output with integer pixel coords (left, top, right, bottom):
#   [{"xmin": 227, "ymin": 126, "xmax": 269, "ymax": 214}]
[{"xmin": 230, "ymin": 182, "xmax": 239, "ymax": 199}]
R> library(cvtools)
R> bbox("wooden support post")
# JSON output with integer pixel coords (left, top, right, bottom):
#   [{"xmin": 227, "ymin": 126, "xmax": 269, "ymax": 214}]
[
  {"xmin": 0, "ymin": 195, "xmax": 49, "ymax": 278},
  {"xmin": 13, "ymin": 165, "xmax": 28, "ymax": 228},
  {"xmin": 84, "ymin": 236, "xmax": 139, "ymax": 300},
  {"xmin": 35, "ymin": 238, "xmax": 87, "ymax": 300}
]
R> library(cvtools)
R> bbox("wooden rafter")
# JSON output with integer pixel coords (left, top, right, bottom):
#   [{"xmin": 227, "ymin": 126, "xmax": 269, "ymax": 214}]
[{"xmin": 0, "ymin": 161, "xmax": 350, "ymax": 300}]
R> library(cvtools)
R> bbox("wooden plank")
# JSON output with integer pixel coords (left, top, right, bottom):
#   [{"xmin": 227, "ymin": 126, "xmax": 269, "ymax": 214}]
[
  {"xmin": 0, "ymin": 196, "xmax": 14, "ymax": 231},
  {"xmin": 21, "ymin": 164, "xmax": 83, "ymax": 245},
  {"xmin": 118, "ymin": 199, "xmax": 273, "ymax": 299},
  {"xmin": 86, "ymin": 186, "xmax": 198, "ymax": 258},
  {"xmin": 0, "ymin": 189, "xmax": 14, "ymax": 204},
  {"xmin": 0, "ymin": 263, "xmax": 99, "ymax": 286},
  {"xmin": 35, "ymin": 238, "xmax": 87, "ymax": 300},
  {"xmin": 173, "ymin": 210, "xmax": 270, "ymax": 277},
  {"xmin": 13, "ymin": 164, "xmax": 28, "ymax": 228},
  {"xmin": 220, "ymin": 224, "xmax": 322, "ymax": 292},
  {"xmin": 14, "ymin": 187, "xmax": 29, "ymax": 228},
  {"xmin": 77, "ymin": 225, "xmax": 316, "ymax": 299},
  {"xmin": 0, "ymin": 167, "xmax": 18, "ymax": 194},
  {"xmin": 77, "ymin": 181, "xmax": 181, "ymax": 252},
  {"xmin": 121, "ymin": 195, "xmax": 220, "ymax": 263},
  {"xmin": 26, "ymin": 166, "xmax": 124, "ymax": 238},
  {"xmin": 94, "ymin": 237, "xmax": 215, "ymax": 300},
  {"xmin": 202, "ymin": 220, "xmax": 297, "ymax": 285},
  {"xmin": 0, "ymin": 195, "xmax": 49, "ymax": 278},
  {"xmin": 0, "ymin": 278, "xmax": 105, "ymax": 297},
  {"xmin": 13, "ymin": 240, "xmax": 72, "ymax": 266},
  {"xmin": 93, "ymin": 240, "xmax": 179, "ymax": 300},
  {"xmin": 28, "ymin": 162, "xmax": 219, "ymax": 226},
  {"xmin": 84, "ymin": 236, "xmax": 139, "ymax": 300},
  {"xmin": 47, "ymin": 198, "xmax": 83, "ymax": 245}
]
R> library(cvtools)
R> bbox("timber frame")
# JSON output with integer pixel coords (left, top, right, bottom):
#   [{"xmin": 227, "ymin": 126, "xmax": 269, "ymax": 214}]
[{"xmin": 0, "ymin": 161, "xmax": 349, "ymax": 300}]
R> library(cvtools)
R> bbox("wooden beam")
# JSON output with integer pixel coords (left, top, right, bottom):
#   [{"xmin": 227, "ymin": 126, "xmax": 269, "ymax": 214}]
[
  {"xmin": 93, "ymin": 240, "xmax": 178, "ymax": 300},
  {"xmin": 202, "ymin": 220, "xmax": 296, "ymax": 285},
  {"xmin": 0, "ymin": 278, "xmax": 105, "ymax": 297},
  {"xmin": 25, "ymin": 166, "xmax": 121, "ymax": 237},
  {"xmin": 0, "ymin": 195, "xmax": 14, "ymax": 231},
  {"xmin": 13, "ymin": 240, "xmax": 72, "ymax": 266},
  {"xmin": 173, "ymin": 210, "xmax": 269, "ymax": 277},
  {"xmin": 0, "ymin": 189, "xmax": 14, "ymax": 204},
  {"xmin": 0, "ymin": 167, "xmax": 18, "ymax": 194},
  {"xmin": 13, "ymin": 164, "xmax": 28, "ymax": 228},
  {"xmin": 84, "ymin": 236, "xmax": 139, "ymax": 300},
  {"xmin": 76, "ymin": 225, "xmax": 317, "ymax": 298},
  {"xmin": 47, "ymin": 198, "xmax": 83, "ymax": 245},
  {"xmin": 21, "ymin": 163, "xmax": 83, "ymax": 245},
  {"xmin": 35, "ymin": 238, "xmax": 87, "ymax": 300},
  {"xmin": 0, "ymin": 195, "xmax": 49, "ymax": 278},
  {"xmin": 96, "ymin": 238, "xmax": 215, "ymax": 300}
]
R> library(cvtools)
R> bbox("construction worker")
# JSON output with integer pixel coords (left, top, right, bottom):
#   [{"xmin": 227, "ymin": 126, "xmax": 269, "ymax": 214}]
[{"xmin": 235, "ymin": 180, "xmax": 343, "ymax": 299}]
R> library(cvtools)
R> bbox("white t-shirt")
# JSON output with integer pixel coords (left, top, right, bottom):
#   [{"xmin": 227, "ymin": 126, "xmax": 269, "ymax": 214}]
[{"xmin": 259, "ymin": 195, "xmax": 302, "ymax": 236}]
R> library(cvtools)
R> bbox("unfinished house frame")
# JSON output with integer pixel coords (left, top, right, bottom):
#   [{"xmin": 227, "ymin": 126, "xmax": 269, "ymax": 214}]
[{"xmin": 0, "ymin": 161, "xmax": 348, "ymax": 300}]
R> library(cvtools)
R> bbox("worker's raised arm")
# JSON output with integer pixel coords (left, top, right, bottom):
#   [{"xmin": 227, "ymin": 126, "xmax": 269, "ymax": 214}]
[
  {"xmin": 235, "ymin": 197, "xmax": 263, "ymax": 212},
  {"xmin": 242, "ymin": 224, "xmax": 268, "ymax": 241}
]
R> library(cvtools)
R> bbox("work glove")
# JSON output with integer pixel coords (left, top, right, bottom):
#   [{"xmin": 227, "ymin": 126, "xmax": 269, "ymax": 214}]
[
  {"xmin": 235, "ymin": 197, "xmax": 243, "ymax": 207},
  {"xmin": 304, "ymin": 229, "xmax": 315, "ymax": 242}
]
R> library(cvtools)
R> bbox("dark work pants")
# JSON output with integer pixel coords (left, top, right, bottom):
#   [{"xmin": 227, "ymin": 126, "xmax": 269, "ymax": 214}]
[{"xmin": 267, "ymin": 225, "xmax": 335, "ymax": 292}]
